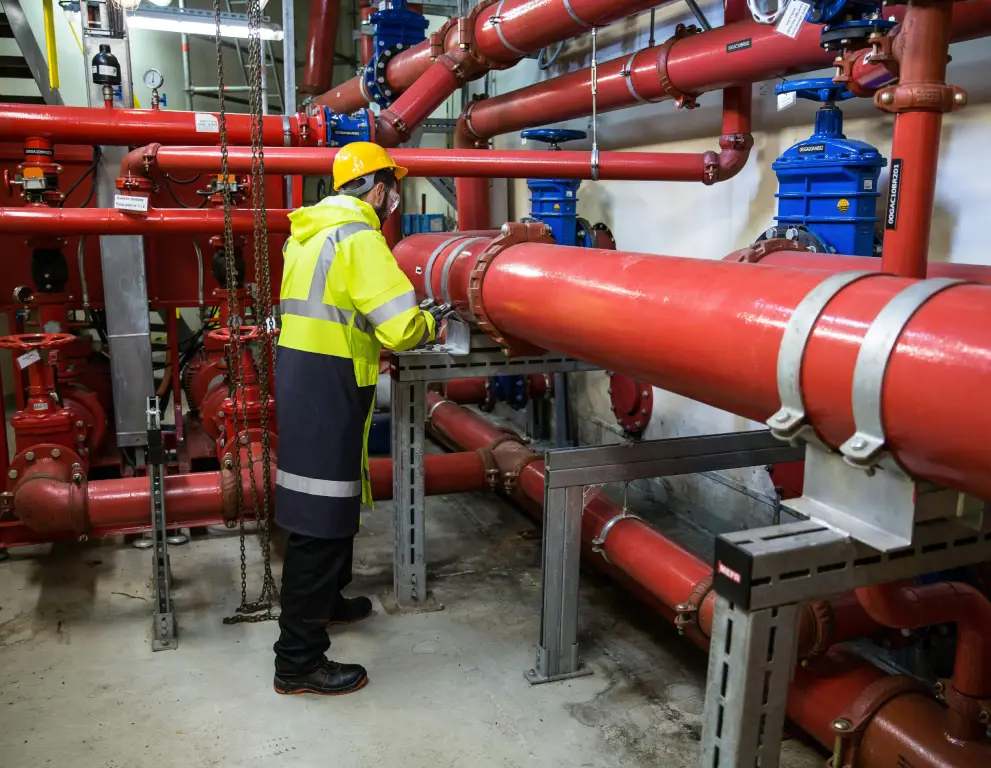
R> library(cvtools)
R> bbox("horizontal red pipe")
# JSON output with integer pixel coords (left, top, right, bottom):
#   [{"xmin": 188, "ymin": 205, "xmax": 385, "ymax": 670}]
[
  {"xmin": 0, "ymin": 206, "xmax": 292, "ymax": 235},
  {"xmin": 128, "ymin": 145, "xmax": 714, "ymax": 182},
  {"xmin": 396, "ymin": 237, "xmax": 991, "ymax": 501},
  {"xmin": 462, "ymin": 0, "xmax": 991, "ymax": 141},
  {"xmin": 0, "ymin": 105, "xmax": 311, "ymax": 147},
  {"xmin": 425, "ymin": 395, "xmax": 988, "ymax": 766},
  {"xmin": 443, "ymin": 377, "xmax": 489, "ymax": 405},
  {"xmin": 736, "ymin": 250, "xmax": 991, "ymax": 285},
  {"xmin": 316, "ymin": 0, "xmax": 672, "ymax": 113}
]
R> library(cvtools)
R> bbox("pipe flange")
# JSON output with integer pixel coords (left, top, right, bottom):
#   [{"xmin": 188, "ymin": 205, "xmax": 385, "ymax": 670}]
[
  {"xmin": 430, "ymin": 16, "xmax": 460, "ymax": 60},
  {"xmin": 674, "ymin": 574, "xmax": 713, "ymax": 639},
  {"xmin": 726, "ymin": 236, "xmax": 810, "ymax": 264},
  {"xmin": 363, "ymin": 43, "xmax": 408, "ymax": 108},
  {"xmin": 468, "ymin": 222, "xmax": 554, "ymax": 357},
  {"xmin": 608, "ymin": 373, "xmax": 652, "ymax": 436},
  {"xmin": 828, "ymin": 675, "xmax": 932, "ymax": 768},
  {"xmin": 458, "ymin": 98, "xmax": 491, "ymax": 148},
  {"xmin": 656, "ymin": 24, "xmax": 701, "ymax": 110},
  {"xmin": 592, "ymin": 511, "xmax": 645, "ymax": 564}
]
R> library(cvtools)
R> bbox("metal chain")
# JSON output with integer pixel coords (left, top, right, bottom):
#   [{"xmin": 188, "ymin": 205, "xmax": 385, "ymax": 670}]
[{"xmin": 213, "ymin": 0, "xmax": 277, "ymax": 625}]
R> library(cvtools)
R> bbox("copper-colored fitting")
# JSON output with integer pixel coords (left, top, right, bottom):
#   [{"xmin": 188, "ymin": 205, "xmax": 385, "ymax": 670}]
[
  {"xmin": 874, "ymin": 82, "xmax": 967, "ymax": 113},
  {"xmin": 656, "ymin": 24, "xmax": 701, "ymax": 110},
  {"xmin": 674, "ymin": 574, "xmax": 713, "ymax": 644},
  {"xmin": 725, "ymin": 237, "xmax": 807, "ymax": 264}
]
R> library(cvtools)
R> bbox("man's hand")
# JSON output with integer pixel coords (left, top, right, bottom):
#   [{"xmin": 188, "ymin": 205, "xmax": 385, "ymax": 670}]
[{"xmin": 419, "ymin": 298, "xmax": 455, "ymax": 323}]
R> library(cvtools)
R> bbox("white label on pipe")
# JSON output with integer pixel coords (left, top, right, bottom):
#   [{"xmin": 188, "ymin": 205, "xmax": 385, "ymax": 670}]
[
  {"xmin": 17, "ymin": 349, "xmax": 41, "ymax": 370},
  {"xmin": 114, "ymin": 194, "xmax": 149, "ymax": 213},
  {"xmin": 194, "ymin": 113, "xmax": 220, "ymax": 133},
  {"xmin": 777, "ymin": 90, "xmax": 797, "ymax": 111},
  {"xmin": 775, "ymin": 0, "xmax": 810, "ymax": 38}
]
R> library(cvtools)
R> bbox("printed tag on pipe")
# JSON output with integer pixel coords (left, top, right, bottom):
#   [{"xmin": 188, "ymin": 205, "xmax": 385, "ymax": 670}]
[
  {"xmin": 17, "ymin": 349, "xmax": 41, "ymax": 370},
  {"xmin": 194, "ymin": 113, "xmax": 220, "ymax": 133},
  {"xmin": 114, "ymin": 194, "xmax": 149, "ymax": 213},
  {"xmin": 777, "ymin": 90, "xmax": 797, "ymax": 111},
  {"xmin": 775, "ymin": 0, "xmax": 810, "ymax": 38}
]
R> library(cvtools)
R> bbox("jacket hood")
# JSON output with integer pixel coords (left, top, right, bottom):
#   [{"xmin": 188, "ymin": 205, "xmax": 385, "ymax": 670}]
[{"xmin": 288, "ymin": 195, "xmax": 380, "ymax": 242}]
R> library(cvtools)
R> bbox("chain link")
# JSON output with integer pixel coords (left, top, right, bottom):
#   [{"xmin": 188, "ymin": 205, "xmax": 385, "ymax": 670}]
[{"xmin": 214, "ymin": 0, "xmax": 278, "ymax": 625}]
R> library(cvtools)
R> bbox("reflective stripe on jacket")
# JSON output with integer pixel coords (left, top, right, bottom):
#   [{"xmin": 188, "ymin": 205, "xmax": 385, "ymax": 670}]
[{"xmin": 275, "ymin": 195, "xmax": 435, "ymax": 537}]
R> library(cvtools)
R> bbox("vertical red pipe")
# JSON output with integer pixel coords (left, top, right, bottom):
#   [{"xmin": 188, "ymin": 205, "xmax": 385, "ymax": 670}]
[
  {"xmin": 878, "ymin": 0, "xmax": 955, "ymax": 278},
  {"xmin": 359, "ymin": 1, "xmax": 375, "ymax": 65},
  {"xmin": 301, "ymin": 0, "xmax": 342, "ymax": 95},
  {"xmin": 456, "ymin": 177, "xmax": 491, "ymax": 230}
]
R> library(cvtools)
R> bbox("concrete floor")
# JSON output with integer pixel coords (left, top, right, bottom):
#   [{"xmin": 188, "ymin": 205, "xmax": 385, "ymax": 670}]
[{"xmin": 0, "ymin": 486, "xmax": 824, "ymax": 767}]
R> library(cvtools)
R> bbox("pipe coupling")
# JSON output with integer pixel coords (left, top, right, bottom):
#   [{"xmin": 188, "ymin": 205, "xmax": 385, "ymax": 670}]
[
  {"xmin": 656, "ymin": 24, "xmax": 702, "ymax": 110},
  {"xmin": 827, "ymin": 675, "xmax": 930, "ymax": 768},
  {"xmin": 797, "ymin": 600, "xmax": 834, "ymax": 663},
  {"xmin": 725, "ymin": 237, "xmax": 808, "ymax": 264},
  {"xmin": 934, "ymin": 679, "xmax": 991, "ymax": 735},
  {"xmin": 674, "ymin": 574, "xmax": 713, "ymax": 641},
  {"xmin": 875, "ymin": 82, "xmax": 967, "ymax": 114},
  {"xmin": 467, "ymin": 222, "xmax": 552, "ymax": 357}
]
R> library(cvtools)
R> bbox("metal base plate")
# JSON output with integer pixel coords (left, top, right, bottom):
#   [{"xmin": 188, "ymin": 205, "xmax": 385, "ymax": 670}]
[
  {"xmin": 378, "ymin": 591, "xmax": 445, "ymax": 615},
  {"xmin": 152, "ymin": 611, "xmax": 177, "ymax": 652},
  {"xmin": 524, "ymin": 664, "xmax": 593, "ymax": 686}
]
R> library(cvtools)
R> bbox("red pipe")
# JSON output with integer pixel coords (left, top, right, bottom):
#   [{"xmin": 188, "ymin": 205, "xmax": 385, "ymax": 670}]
[
  {"xmin": 856, "ymin": 580, "xmax": 991, "ymax": 699},
  {"xmin": 443, "ymin": 377, "xmax": 490, "ymax": 405},
  {"xmin": 878, "ymin": 0, "xmax": 956, "ymax": 279},
  {"xmin": 396, "ymin": 235, "xmax": 991, "ymax": 501},
  {"xmin": 732, "ymin": 250, "xmax": 991, "ymax": 285},
  {"xmin": 427, "ymin": 394, "xmax": 991, "ymax": 766},
  {"xmin": 359, "ymin": 0, "xmax": 374, "ymax": 66},
  {"xmin": 0, "ymin": 206, "xmax": 292, "ymax": 236},
  {"xmin": 301, "ymin": 0, "xmax": 342, "ymax": 96},
  {"xmin": 459, "ymin": 1, "xmax": 991, "ymax": 142},
  {"xmin": 0, "ymin": 105, "xmax": 315, "ymax": 147},
  {"xmin": 122, "ymin": 138, "xmax": 755, "ymax": 184},
  {"xmin": 315, "ymin": 0, "xmax": 675, "ymax": 114}
]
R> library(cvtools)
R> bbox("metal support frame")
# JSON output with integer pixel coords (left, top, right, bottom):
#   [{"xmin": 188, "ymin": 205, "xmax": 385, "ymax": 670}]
[
  {"xmin": 0, "ymin": 0, "xmax": 63, "ymax": 105},
  {"xmin": 699, "ymin": 518, "xmax": 991, "ymax": 768},
  {"xmin": 147, "ymin": 397, "xmax": 177, "ymax": 651},
  {"xmin": 530, "ymin": 431, "xmax": 804, "ymax": 685},
  {"xmin": 389, "ymin": 334, "xmax": 595, "ymax": 609}
]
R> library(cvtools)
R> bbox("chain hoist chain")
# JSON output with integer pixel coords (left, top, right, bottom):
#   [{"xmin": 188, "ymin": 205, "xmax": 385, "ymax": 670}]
[{"xmin": 213, "ymin": 0, "xmax": 277, "ymax": 625}]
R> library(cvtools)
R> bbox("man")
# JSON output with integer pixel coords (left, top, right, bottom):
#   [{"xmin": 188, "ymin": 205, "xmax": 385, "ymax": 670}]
[{"xmin": 272, "ymin": 143, "xmax": 445, "ymax": 696}]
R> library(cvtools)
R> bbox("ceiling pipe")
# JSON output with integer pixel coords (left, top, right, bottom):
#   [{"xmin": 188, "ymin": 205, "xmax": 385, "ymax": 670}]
[
  {"xmin": 457, "ymin": 0, "xmax": 991, "ymax": 144},
  {"xmin": 724, "ymin": 248, "xmax": 991, "ymax": 285},
  {"xmin": 313, "ymin": 0, "xmax": 678, "ymax": 114},
  {"xmin": 425, "ymin": 393, "xmax": 991, "ymax": 766},
  {"xmin": 0, "ymin": 206, "xmax": 293, "ymax": 236},
  {"xmin": 300, "ymin": 0, "xmax": 342, "ymax": 96},
  {"xmin": 0, "ymin": 105, "xmax": 325, "ymax": 147},
  {"xmin": 394, "ymin": 226, "xmax": 991, "ymax": 501}
]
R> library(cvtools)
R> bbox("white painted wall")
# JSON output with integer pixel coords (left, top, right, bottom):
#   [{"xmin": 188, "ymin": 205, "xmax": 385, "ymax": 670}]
[{"xmin": 482, "ymin": 4, "xmax": 991, "ymax": 527}]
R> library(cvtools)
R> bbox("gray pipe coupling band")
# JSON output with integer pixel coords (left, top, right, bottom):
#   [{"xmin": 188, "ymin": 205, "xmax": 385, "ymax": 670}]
[
  {"xmin": 840, "ymin": 276, "xmax": 966, "ymax": 469},
  {"xmin": 423, "ymin": 236, "xmax": 466, "ymax": 301},
  {"xmin": 441, "ymin": 237, "xmax": 488, "ymax": 305},
  {"xmin": 490, "ymin": 1, "xmax": 525, "ymax": 55},
  {"xmin": 767, "ymin": 270, "xmax": 875, "ymax": 447}
]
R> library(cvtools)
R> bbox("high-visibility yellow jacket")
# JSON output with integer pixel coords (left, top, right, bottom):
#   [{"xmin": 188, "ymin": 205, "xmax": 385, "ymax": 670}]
[{"xmin": 275, "ymin": 195, "xmax": 434, "ymax": 538}]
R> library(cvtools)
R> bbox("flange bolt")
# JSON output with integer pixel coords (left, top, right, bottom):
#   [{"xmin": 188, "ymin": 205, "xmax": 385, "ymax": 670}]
[
  {"xmin": 879, "ymin": 91, "xmax": 894, "ymax": 105},
  {"xmin": 25, "ymin": 451, "xmax": 35, "ymax": 461},
  {"xmin": 832, "ymin": 718, "xmax": 852, "ymax": 732},
  {"xmin": 954, "ymin": 91, "xmax": 968, "ymax": 107}
]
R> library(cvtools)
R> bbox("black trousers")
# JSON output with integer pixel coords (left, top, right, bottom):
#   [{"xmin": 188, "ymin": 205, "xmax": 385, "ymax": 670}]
[{"xmin": 273, "ymin": 532, "xmax": 354, "ymax": 675}]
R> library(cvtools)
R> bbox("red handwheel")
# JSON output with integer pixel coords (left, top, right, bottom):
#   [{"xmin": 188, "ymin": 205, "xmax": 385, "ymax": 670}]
[{"xmin": 0, "ymin": 333, "xmax": 76, "ymax": 351}]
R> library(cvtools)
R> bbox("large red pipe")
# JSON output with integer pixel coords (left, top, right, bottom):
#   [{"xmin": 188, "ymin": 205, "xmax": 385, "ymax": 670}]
[
  {"xmin": 460, "ymin": 0, "xmax": 991, "ymax": 141},
  {"xmin": 425, "ymin": 394, "xmax": 991, "ymax": 766},
  {"xmin": 0, "ymin": 206, "xmax": 292, "ymax": 236},
  {"xmin": 315, "ymin": 0, "xmax": 672, "ymax": 113},
  {"xmin": 301, "ymin": 0, "xmax": 342, "ymax": 96},
  {"xmin": 395, "ymin": 235, "xmax": 991, "ymax": 501},
  {"xmin": 0, "ymin": 105, "xmax": 314, "ymax": 147}
]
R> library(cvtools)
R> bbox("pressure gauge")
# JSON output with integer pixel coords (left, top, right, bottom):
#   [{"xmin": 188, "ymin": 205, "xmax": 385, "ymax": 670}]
[{"xmin": 143, "ymin": 69, "xmax": 164, "ymax": 90}]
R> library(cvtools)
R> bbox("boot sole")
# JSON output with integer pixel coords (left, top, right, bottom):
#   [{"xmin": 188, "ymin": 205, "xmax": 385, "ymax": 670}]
[
  {"xmin": 325, "ymin": 612, "xmax": 373, "ymax": 628},
  {"xmin": 274, "ymin": 675, "xmax": 369, "ymax": 696}
]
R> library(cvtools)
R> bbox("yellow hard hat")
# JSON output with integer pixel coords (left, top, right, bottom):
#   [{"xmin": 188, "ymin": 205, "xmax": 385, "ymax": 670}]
[{"xmin": 332, "ymin": 142, "xmax": 408, "ymax": 191}]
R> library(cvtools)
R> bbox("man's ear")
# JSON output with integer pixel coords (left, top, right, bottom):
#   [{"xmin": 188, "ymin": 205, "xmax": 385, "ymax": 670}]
[{"xmin": 364, "ymin": 182, "xmax": 386, "ymax": 208}]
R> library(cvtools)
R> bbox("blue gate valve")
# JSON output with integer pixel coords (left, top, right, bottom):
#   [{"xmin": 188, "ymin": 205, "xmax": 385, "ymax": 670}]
[
  {"xmin": 520, "ymin": 129, "xmax": 588, "ymax": 247},
  {"xmin": 768, "ymin": 77, "xmax": 886, "ymax": 257},
  {"xmin": 363, "ymin": 0, "xmax": 428, "ymax": 109}
]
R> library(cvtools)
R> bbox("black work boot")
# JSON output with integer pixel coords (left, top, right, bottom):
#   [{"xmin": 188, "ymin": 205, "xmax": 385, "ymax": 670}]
[
  {"xmin": 327, "ymin": 596, "xmax": 374, "ymax": 627},
  {"xmin": 274, "ymin": 659, "xmax": 369, "ymax": 696}
]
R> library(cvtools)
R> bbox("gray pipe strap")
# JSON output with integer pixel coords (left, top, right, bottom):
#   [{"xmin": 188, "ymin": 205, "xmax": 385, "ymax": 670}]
[
  {"xmin": 423, "ymin": 236, "xmax": 466, "ymax": 301},
  {"xmin": 767, "ymin": 270, "xmax": 875, "ymax": 447},
  {"xmin": 490, "ymin": 1, "xmax": 526, "ymax": 56},
  {"xmin": 840, "ymin": 276, "xmax": 967, "ymax": 470},
  {"xmin": 442, "ymin": 237, "xmax": 488, "ymax": 305}
]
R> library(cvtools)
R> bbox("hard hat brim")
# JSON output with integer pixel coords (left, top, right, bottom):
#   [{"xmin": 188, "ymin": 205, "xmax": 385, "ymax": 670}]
[{"xmin": 393, "ymin": 164, "xmax": 408, "ymax": 181}]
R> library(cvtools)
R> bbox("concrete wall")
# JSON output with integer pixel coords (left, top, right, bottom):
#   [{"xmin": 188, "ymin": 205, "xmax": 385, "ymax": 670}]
[{"xmin": 482, "ymin": 3, "xmax": 991, "ymax": 529}]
